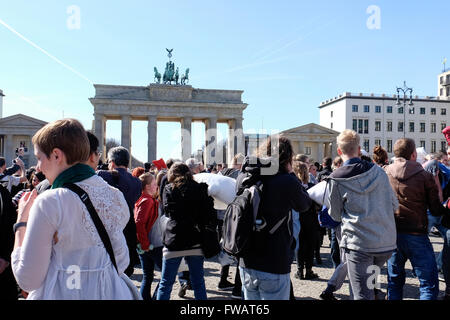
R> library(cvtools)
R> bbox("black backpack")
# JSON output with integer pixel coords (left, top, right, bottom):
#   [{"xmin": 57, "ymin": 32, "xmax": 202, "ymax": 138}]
[
  {"xmin": 222, "ymin": 156, "xmax": 291, "ymax": 258},
  {"xmin": 222, "ymin": 179, "xmax": 264, "ymax": 258}
]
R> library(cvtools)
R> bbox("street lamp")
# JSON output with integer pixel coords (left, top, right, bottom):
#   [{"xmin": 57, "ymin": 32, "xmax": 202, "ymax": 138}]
[{"xmin": 395, "ymin": 81, "xmax": 413, "ymax": 139}]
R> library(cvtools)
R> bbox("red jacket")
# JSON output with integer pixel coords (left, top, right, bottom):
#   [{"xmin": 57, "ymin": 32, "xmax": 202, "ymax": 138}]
[{"xmin": 134, "ymin": 193, "xmax": 159, "ymax": 250}]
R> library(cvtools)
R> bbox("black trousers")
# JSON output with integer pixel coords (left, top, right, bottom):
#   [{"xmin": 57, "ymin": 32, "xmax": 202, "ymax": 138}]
[
  {"xmin": 297, "ymin": 212, "xmax": 320, "ymax": 270},
  {"xmin": 0, "ymin": 267, "xmax": 18, "ymax": 300}
]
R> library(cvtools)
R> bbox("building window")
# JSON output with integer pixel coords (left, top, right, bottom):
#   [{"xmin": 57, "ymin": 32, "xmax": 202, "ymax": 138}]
[
  {"xmin": 447, "ymin": 87, "xmax": 450, "ymax": 96},
  {"xmin": 330, "ymin": 122, "xmax": 333, "ymax": 129},
  {"xmin": 364, "ymin": 105, "xmax": 370, "ymax": 113},
  {"xmin": 398, "ymin": 121, "xmax": 404, "ymax": 132},
  {"xmin": 387, "ymin": 121, "xmax": 393, "ymax": 132},
  {"xmin": 398, "ymin": 107, "xmax": 404, "ymax": 114},
  {"xmin": 420, "ymin": 141, "xmax": 425, "ymax": 149},
  {"xmin": 442, "ymin": 141, "xmax": 448, "ymax": 152},
  {"xmin": 375, "ymin": 105, "xmax": 381, "ymax": 113},
  {"xmin": 431, "ymin": 108, "xmax": 436, "ymax": 115},
  {"xmin": 441, "ymin": 76, "xmax": 444, "ymax": 84},
  {"xmin": 353, "ymin": 119, "xmax": 358, "ymax": 131},
  {"xmin": 441, "ymin": 88, "xmax": 444, "ymax": 96},
  {"xmin": 442, "ymin": 123, "xmax": 447, "ymax": 131},
  {"xmin": 387, "ymin": 140, "xmax": 392, "ymax": 153},
  {"xmin": 431, "ymin": 123, "xmax": 436, "ymax": 133},
  {"xmin": 409, "ymin": 107, "xmax": 415, "ymax": 114},
  {"xmin": 375, "ymin": 121, "xmax": 381, "ymax": 131},
  {"xmin": 352, "ymin": 105, "xmax": 358, "ymax": 112},
  {"xmin": 431, "ymin": 140, "xmax": 436, "ymax": 153},
  {"xmin": 375, "ymin": 139, "xmax": 381, "ymax": 146},
  {"xmin": 305, "ymin": 147, "xmax": 312, "ymax": 155},
  {"xmin": 363, "ymin": 139, "xmax": 370, "ymax": 152},
  {"xmin": 358, "ymin": 119, "xmax": 363, "ymax": 134},
  {"xmin": 442, "ymin": 108, "xmax": 447, "ymax": 115},
  {"xmin": 387, "ymin": 106, "xmax": 393, "ymax": 113},
  {"xmin": 409, "ymin": 122, "xmax": 414, "ymax": 132},
  {"xmin": 420, "ymin": 122, "xmax": 425, "ymax": 133},
  {"xmin": 364, "ymin": 119, "xmax": 369, "ymax": 134},
  {"xmin": 420, "ymin": 107, "xmax": 425, "ymax": 115},
  {"xmin": 331, "ymin": 111, "xmax": 333, "ymax": 118}
]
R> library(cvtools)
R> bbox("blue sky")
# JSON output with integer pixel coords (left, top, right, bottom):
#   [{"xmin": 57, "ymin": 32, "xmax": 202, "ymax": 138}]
[{"xmin": 1, "ymin": 1, "xmax": 449, "ymax": 162}]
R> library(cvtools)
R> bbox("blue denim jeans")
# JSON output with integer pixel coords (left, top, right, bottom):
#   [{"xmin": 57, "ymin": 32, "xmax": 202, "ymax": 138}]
[
  {"xmin": 387, "ymin": 233, "xmax": 439, "ymax": 300},
  {"xmin": 156, "ymin": 255, "xmax": 207, "ymax": 300},
  {"xmin": 427, "ymin": 212, "xmax": 444, "ymax": 271},
  {"xmin": 138, "ymin": 246, "xmax": 163, "ymax": 301},
  {"xmin": 439, "ymin": 225, "xmax": 450, "ymax": 294},
  {"xmin": 239, "ymin": 267, "xmax": 290, "ymax": 300},
  {"xmin": 330, "ymin": 227, "xmax": 341, "ymax": 268}
]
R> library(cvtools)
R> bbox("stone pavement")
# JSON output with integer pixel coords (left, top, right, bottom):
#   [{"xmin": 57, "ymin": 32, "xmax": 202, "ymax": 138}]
[{"xmin": 130, "ymin": 234, "xmax": 447, "ymax": 300}]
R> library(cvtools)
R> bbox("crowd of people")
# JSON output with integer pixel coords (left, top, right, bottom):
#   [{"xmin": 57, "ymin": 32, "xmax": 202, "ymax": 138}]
[{"xmin": 0, "ymin": 118, "xmax": 449, "ymax": 300}]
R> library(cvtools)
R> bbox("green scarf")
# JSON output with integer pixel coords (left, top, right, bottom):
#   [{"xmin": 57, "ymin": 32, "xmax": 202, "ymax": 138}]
[{"xmin": 51, "ymin": 163, "xmax": 96, "ymax": 189}]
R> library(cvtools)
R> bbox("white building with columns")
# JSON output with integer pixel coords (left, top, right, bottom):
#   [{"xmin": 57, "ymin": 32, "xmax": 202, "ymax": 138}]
[
  {"xmin": 0, "ymin": 90, "xmax": 47, "ymax": 167},
  {"xmin": 319, "ymin": 71, "xmax": 450, "ymax": 156}
]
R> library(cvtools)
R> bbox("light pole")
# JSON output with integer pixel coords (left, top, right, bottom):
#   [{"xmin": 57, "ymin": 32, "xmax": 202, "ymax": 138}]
[{"xmin": 395, "ymin": 81, "xmax": 413, "ymax": 139}]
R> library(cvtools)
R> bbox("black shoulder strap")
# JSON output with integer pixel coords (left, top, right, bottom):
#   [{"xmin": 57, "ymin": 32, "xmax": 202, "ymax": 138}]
[{"xmin": 63, "ymin": 182, "xmax": 119, "ymax": 274}]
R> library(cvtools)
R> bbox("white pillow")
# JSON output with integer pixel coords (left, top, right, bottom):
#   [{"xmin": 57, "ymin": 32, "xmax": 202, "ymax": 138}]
[
  {"xmin": 193, "ymin": 172, "xmax": 236, "ymax": 210},
  {"xmin": 307, "ymin": 180, "xmax": 329, "ymax": 207}
]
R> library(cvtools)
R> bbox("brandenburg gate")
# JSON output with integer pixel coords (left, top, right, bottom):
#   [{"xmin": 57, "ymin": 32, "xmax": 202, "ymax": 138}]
[{"xmin": 90, "ymin": 52, "xmax": 247, "ymax": 166}]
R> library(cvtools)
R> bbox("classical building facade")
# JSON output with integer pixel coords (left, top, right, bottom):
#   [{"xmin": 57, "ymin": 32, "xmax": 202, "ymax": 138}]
[
  {"xmin": 90, "ymin": 84, "xmax": 247, "ymax": 166},
  {"xmin": 319, "ymin": 71, "xmax": 450, "ymax": 156},
  {"xmin": 0, "ymin": 113, "xmax": 47, "ymax": 167},
  {"xmin": 244, "ymin": 123, "xmax": 339, "ymax": 163}
]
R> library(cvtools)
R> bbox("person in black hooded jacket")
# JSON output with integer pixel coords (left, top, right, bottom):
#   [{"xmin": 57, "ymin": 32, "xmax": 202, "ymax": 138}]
[
  {"xmin": 156, "ymin": 162, "xmax": 216, "ymax": 300},
  {"xmin": 236, "ymin": 136, "xmax": 312, "ymax": 300}
]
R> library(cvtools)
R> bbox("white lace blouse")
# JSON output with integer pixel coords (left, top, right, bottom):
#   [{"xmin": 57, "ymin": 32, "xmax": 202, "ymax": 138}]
[{"xmin": 11, "ymin": 175, "xmax": 134, "ymax": 300}]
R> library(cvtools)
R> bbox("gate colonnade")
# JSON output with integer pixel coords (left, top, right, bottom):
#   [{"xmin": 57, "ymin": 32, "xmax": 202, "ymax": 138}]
[{"xmin": 90, "ymin": 83, "xmax": 247, "ymax": 166}]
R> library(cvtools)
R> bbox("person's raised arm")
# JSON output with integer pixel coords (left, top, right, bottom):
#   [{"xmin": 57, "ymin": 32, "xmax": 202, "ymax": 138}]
[{"xmin": 11, "ymin": 190, "xmax": 55, "ymax": 292}]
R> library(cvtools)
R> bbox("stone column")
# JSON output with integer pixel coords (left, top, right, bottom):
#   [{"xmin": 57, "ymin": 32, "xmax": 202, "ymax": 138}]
[
  {"xmin": 147, "ymin": 115, "xmax": 157, "ymax": 162},
  {"xmin": 181, "ymin": 117, "xmax": 192, "ymax": 162},
  {"xmin": 204, "ymin": 116, "xmax": 217, "ymax": 166},
  {"xmin": 121, "ymin": 115, "xmax": 132, "ymax": 166},
  {"xmin": 317, "ymin": 142, "xmax": 324, "ymax": 163},
  {"xmin": 28, "ymin": 137, "xmax": 35, "ymax": 167},
  {"xmin": 4, "ymin": 134, "xmax": 13, "ymax": 165},
  {"xmin": 324, "ymin": 142, "xmax": 330, "ymax": 158},
  {"xmin": 234, "ymin": 117, "xmax": 244, "ymax": 156},
  {"xmin": 331, "ymin": 140, "xmax": 337, "ymax": 159},
  {"xmin": 227, "ymin": 119, "xmax": 235, "ymax": 166},
  {"xmin": 94, "ymin": 113, "xmax": 106, "ymax": 161},
  {"xmin": 298, "ymin": 140, "xmax": 305, "ymax": 155}
]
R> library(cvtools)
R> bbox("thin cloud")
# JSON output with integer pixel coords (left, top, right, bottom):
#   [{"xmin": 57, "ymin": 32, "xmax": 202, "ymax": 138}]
[
  {"xmin": 0, "ymin": 18, "xmax": 93, "ymax": 85},
  {"xmin": 251, "ymin": 14, "xmax": 327, "ymax": 62},
  {"xmin": 228, "ymin": 17, "xmax": 338, "ymax": 74},
  {"xmin": 225, "ymin": 55, "xmax": 292, "ymax": 73},
  {"xmin": 235, "ymin": 75, "xmax": 304, "ymax": 82}
]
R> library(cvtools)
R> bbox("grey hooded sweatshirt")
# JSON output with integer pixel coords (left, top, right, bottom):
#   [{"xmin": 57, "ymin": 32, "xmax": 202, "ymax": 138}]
[{"xmin": 327, "ymin": 159, "xmax": 398, "ymax": 253}]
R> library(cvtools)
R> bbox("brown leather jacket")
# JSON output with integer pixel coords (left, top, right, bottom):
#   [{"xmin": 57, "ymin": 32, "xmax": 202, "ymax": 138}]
[{"xmin": 385, "ymin": 158, "xmax": 450, "ymax": 234}]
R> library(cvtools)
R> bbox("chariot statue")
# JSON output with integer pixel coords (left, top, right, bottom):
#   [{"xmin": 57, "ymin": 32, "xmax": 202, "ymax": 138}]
[{"xmin": 153, "ymin": 49, "xmax": 189, "ymax": 85}]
